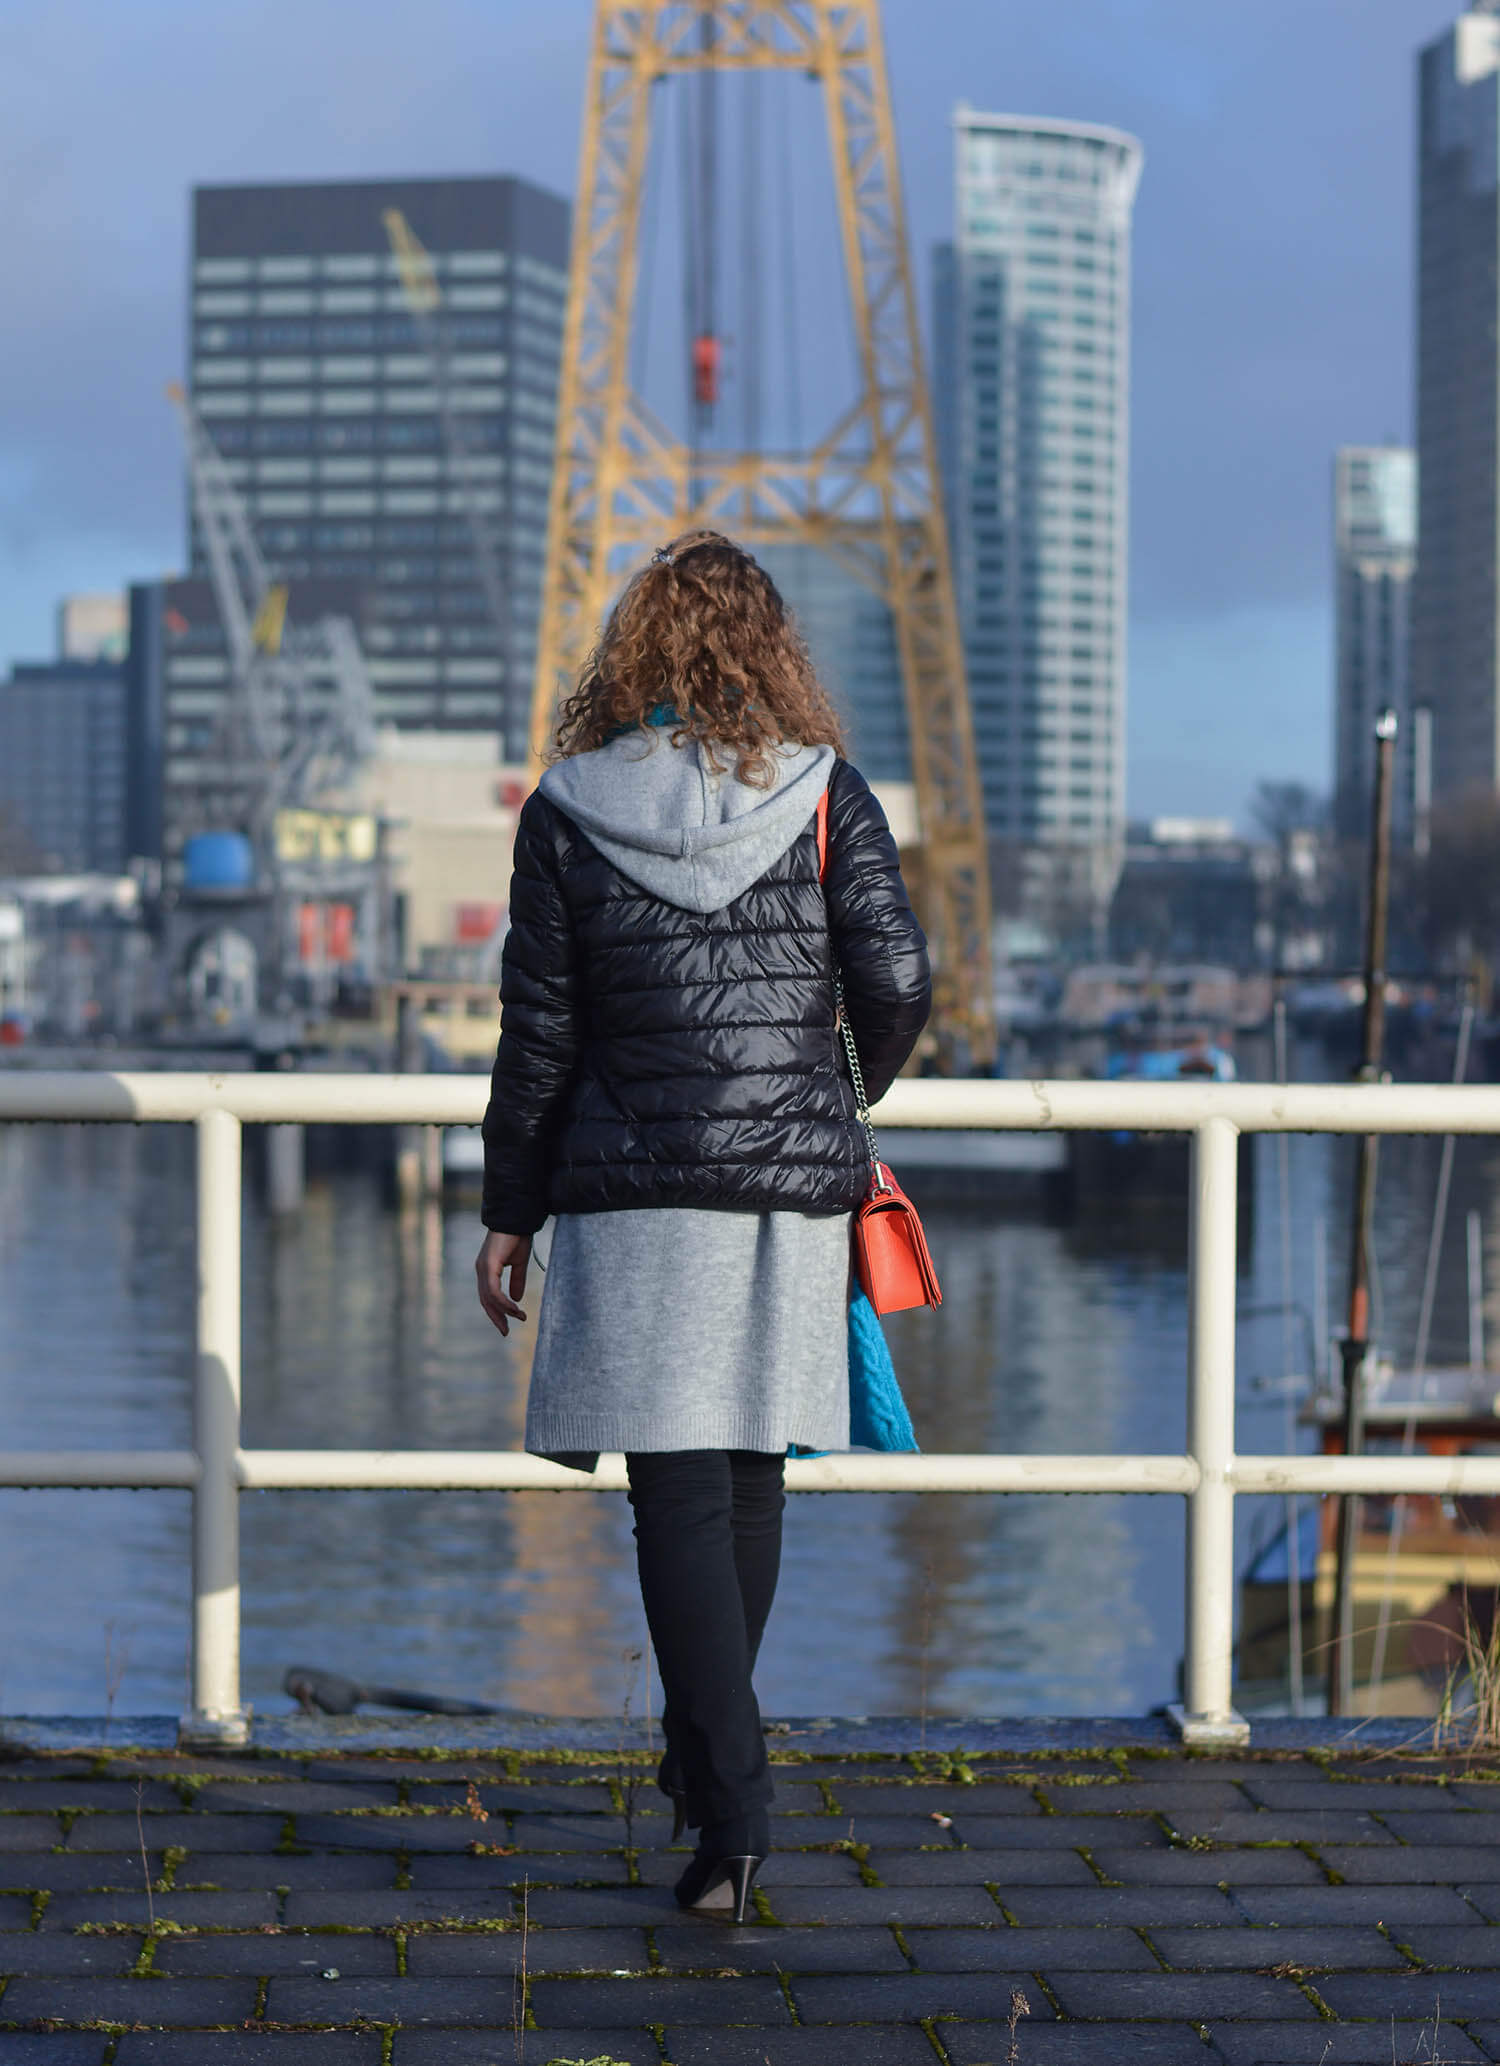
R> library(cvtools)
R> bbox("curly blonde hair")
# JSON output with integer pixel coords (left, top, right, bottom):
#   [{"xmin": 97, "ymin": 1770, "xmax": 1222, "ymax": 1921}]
[{"xmin": 550, "ymin": 528, "xmax": 846, "ymax": 788}]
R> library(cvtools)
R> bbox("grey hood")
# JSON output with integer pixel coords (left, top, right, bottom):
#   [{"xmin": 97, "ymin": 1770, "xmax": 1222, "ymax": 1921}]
[{"xmin": 538, "ymin": 732, "xmax": 836, "ymax": 914}]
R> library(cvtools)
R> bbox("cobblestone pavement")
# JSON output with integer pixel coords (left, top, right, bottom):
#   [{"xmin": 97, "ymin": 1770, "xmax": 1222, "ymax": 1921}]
[{"xmin": 2, "ymin": 1743, "xmax": 1499, "ymax": 2064}]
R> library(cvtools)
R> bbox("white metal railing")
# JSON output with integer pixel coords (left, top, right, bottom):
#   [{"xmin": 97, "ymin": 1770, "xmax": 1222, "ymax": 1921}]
[{"xmin": 9, "ymin": 1071, "xmax": 1500, "ymax": 1749}]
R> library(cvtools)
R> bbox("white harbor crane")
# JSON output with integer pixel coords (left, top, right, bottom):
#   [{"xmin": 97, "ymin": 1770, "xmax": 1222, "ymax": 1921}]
[
  {"xmin": 167, "ymin": 381, "xmax": 377, "ymax": 855},
  {"xmin": 382, "ymin": 209, "xmax": 512, "ymax": 694}
]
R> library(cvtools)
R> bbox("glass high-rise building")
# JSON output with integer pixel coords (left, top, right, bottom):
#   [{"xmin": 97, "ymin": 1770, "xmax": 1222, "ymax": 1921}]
[
  {"xmin": 188, "ymin": 176, "xmax": 568, "ymax": 760},
  {"xmin": 1333, "ymin": 447, "xmax": 1417, "ymax": 845},
  {"xmin": 1413, "ymin": 9, "xmax": 1500, "ymax": 804},
  {"xmin": 934, "ymin": 107, "xmax": 1142, "ymax": 914}
]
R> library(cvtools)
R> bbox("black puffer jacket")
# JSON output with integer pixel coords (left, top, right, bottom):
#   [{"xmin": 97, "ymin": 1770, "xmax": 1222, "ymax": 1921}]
[{"xmin": 481, "ymin": 752, "xmax": 930, "ymax": 1233}]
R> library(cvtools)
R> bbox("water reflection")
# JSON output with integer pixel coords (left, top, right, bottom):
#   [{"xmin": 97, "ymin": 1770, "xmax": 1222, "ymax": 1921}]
[{"xmin": 4, "ymin": 1086, "xmax": 1499, "ymax": 1719}]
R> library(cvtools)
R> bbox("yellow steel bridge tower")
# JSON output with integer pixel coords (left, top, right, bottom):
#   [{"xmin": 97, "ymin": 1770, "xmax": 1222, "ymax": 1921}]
[{"xmin": 531, "ymin": 0, "xmax": 994, "ymax": 1061}]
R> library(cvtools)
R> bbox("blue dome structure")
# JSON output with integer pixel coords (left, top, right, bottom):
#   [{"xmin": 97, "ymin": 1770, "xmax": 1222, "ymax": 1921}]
[{"xmin": 183, "ymin": 832, "xmax": 255, "ymax": 892}]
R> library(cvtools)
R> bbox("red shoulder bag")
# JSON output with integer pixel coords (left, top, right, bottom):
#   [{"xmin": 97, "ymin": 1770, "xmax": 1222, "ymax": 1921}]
[{"xmin": 816, "ymin": 790, "xmax": 942, "ymax": 1316}]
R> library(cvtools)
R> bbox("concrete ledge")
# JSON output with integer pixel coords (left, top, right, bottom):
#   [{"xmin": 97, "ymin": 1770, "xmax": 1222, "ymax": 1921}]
[{"xmin": 0, "ymin": 1711, "xmax": 1441, "ymax": 1756}]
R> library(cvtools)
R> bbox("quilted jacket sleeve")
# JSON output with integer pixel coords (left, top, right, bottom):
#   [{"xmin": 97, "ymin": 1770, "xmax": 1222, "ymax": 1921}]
[
  {"xmin": 480, "ymin": 794, "xmax": 582, "ymax": 1233},
  {"xmin": 824, "ymin": 757, "xmax": 932, "ymax": 1106}
]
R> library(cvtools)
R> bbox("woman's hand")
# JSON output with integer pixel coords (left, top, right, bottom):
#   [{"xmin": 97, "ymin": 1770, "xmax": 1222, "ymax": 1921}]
[{"xmin": 475, "ymin": 1230, "xmax": 532, "ymax": 1336}]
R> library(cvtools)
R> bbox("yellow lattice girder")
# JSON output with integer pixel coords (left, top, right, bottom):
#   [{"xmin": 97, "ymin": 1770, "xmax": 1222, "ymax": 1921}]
[{"xmin": 532, "ymin": 0, "xmax": 995, "ymax": 1062}]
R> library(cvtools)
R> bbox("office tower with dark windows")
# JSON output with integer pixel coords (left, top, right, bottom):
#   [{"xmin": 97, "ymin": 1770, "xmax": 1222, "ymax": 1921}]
[
  {"xmin": 1414, "ymin": 9, "xmax": 1500, "ymax": 804},
  {"xmin": 1333, "ymin": 447, "xmax": 1417, "ymax": 845},
  {"xmin": 188, "ymin": 176, "xmax": 568, "ymax": 761},
  {"xmin": 934, "ymin": 107, "xmax": 1142, "ymax": 926}
]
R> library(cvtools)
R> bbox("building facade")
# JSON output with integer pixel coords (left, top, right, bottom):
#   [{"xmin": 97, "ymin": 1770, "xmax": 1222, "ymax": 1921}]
[
  {"xmin": 754, "ymin": 543, "xmax": 911, "ymax": 785},
  {"xmin": 0, "ymin": 661, "xmax": 128, "ymax": 876},
  {"xmin": 934, "ymin": 107, "xmax": 1142, "ymax": 924},
  {"xmin": 189, "ymin": 175, "xmax": 568, "ymax": 761},
  {"xmin": 1332, "ymin": 447, "xmax": 1417, "ymax": 846},
  {"xmin": 1413, "ymin": 9, "xmax": 1500, "ymax": 804}
]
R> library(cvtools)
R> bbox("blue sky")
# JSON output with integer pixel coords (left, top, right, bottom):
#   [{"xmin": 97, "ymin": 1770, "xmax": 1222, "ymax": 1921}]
[{"xmin": 0, "ymin": 0, "xmax": 1463, "ymax": 824}]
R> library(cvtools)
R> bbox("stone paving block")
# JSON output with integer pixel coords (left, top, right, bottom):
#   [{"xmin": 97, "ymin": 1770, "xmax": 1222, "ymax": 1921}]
[
  {"xmin": 395, "ymin": 2033, "xmax": 662, "ymax": 2066},
  {"xmin": 289, "ymin": 1812, "xmax": 475, "ymax": 1853},
  {"xmin": 180, "ymin": 1849, "xmax": 396, "ymax": 1890},
  {"xmin": 40, "ymin": 1891, "xmax": 278, "ymax": 1929},
  {"xmin": 0, "ymin": 1818, "xmax": 61, "ymax": 1850},
  {"xmin": 1001, "ymin": 1887, "xmax": 1241, "ymax": 1926},
  {"xmin": 508, "ymin": 1819, "xmax": 631, "ymax": 1855},
  {"xmin": 635, "ymin": 1847, "xmax": 863, "ymax": 1888},
  {"xmin": 791, "ymin": 1972, "xmax": 1056, "ymax": 2021},
  {"xmin": 1086, "ymin": 1846, "xmax": 1326, "ymax": 1886},
  {"xmin": 1032, "ymin": 1781, "xmax": 1250, "ymax": 1816},
  {"xmin": 830, "ymin": 1784, "xmax": 1041, "ymax": 1817},
  {"xmin": 876, "ymin": 1815, "xmax": 1167, "ymax": 1850},
  {"xmin": 877, "ymin": 1847, "xmax": 1096, "ymax": 1886},
  {"xmin": 0, "ymin": 1781, "xmax": 182, "ymax": 1812},
  {"xmin": 429, "ymin": 1782, "xmax": 616, "ymax": 1816},
  {"xmin": 1373, "ymin": 1812, "xmax": 1500, "ymax": 1847},
  {"xmin": 153, "ymin": 1930, "xmax": 398, "ymax": 1975},
  {"xmin": 666, "ymin": 2032, "xmax": 943, "ymax": 2065},
  {"xmin": 1459, "ymin": 1885, "xmax": 1500, "ymax": 1922},
  {"xmin": 762, "ymin": 1885, "xmax": 1004, "ymax": 1926},
  {"xmin": 1150, "ymin": 1809, "xmax": 1396, "ymax": 1845},
  {"xmin": 1147, "ymin": 1924, "xmax": 1405, "ymax": 1970},
  {"xmin": 0, "ymin": 1894, "xmax": 40, "ymax": 1926},
  {"xmin": 1470, "ymin": 2026, "xmax": 1500, "ymax": 2062},
  {"xmin": 282, "ymin": 1888, "xmax": 519, "ymax": 1927},
  {"xmin": 64, "ymin": 1815, "xmax": 285, "ymax": 1853},
  {"xmin": 406, "ymin": 1926, "xmax": 647, "ymax": 1975},
  {"xmin": 770, "ymin": 1814, "xmax": 939, "ymax": 1850},
  {"xmin": 268, "ymin": 1973, "xmax": 516, "ymax": 2024},
  {"xmin": 523, "ymin": 1886, "xmax": 675, "ymax": 1927},
  {"xmin": 407, "ymin": 1853, "xmax": 561, "ymax": 1892},
  {"xmin": 1, "ymin": 1976, "xmax": 259, "ymax": 2024},
  {"xmin": 1044, "ymin": 1970, "xmax": 1318, "ymax": 2018},
  {"xmin": 1207, "ymin": 2022, "xmax": 1489, "ymax": 2065},
  {"xmin": 1397, "ymin": 1923, "xmax": 1500, "ymax": 1967},
  {"xmin": 1316, "ymin": 1970, "xmax": 1500, "ymax": 2018},
  {"xmin": 186, "ymin": 1780, "xmax": 401, "ymax": 1814},
  {"xmin": 0, "ymin": 1929, "xmax": 142, "ymax": 1974},
  {"xmin": 911, "ymin": 1925, "xmax": 1155, "ymax": 1971},
  {"xmin": 2, "ymin": 1853, "xmax": 169, "ymax": 1893},
  {"xmin": 1233, "ymin": 1885, "xmax": 1486, "ymax": 1926},
  {"xmin": 115, "ymin": 2040, "xmax": 382, "ymax": 2065},
  {"xmin": 530, "ymin": 1974, "xmax": 792, "ymax": 2025},
  {"xmin": 1236, "ymin": 1777, "xmax": 1459, "ymax": 1813},
  {"xmin": 943, "ymin": 2027, "xmax": 1215, "ymax": 2066},
  {"xmin": 654, "ymin": 1922, "xmax": 907, "ymax": 1972},
  {"xmin": 1322, "ymin": 1846, "xmax": 1500, "ymax": 1883},
  {"xmin": 0, "ymin": 2038, "xmax": 108, "ymax": 2065}
]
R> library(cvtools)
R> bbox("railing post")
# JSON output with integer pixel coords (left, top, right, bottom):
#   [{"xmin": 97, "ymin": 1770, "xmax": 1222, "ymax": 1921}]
[
  {"xmin": 1171, "ymin": 1116, "xmax": 1250, "ymax": 1748},
  {"xmin": 180, "ymin": 1107, "xmax": 250, "ymax": 1748}
]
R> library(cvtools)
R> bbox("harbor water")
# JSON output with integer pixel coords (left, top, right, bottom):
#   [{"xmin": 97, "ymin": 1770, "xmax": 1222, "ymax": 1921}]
[{"xmin": 5, "ymin": 1058, "xmax": 1500, "ymax": 1721}]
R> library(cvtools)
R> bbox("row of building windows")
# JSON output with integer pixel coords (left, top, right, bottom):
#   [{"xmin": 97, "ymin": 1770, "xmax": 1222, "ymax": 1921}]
[
  {"xmin": 197, "ymin": 315, "xmax": 509, "ymax": 353},
  {"xmin": 196, "ymin": 286, "xmax": 510, "ymax": 318}
]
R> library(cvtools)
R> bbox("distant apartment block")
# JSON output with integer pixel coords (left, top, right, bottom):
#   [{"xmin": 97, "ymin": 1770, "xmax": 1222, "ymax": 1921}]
[
  {"xmin": 1413, "ymin": 10, "xmax": 1500, "ymax": 802},
  {"xmin": 933, "ymin": 106, "xmax": 1142, "ymax": 908},
  {"xmin": 188, "ymin": 175, "xmax": 568, "ymax": 762},
  {"xmin": 1333, "ymin": 447, "xmax": 1417, "ymax": 845},
  {"xmin": 0, "ymin": 660, "xmax": 127, "ymax": 876}
]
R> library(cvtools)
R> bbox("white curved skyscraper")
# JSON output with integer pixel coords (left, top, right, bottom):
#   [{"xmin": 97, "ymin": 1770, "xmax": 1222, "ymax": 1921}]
[{"xmin": 935, "ymin": 108, "xmax": 1143, "ymax": 941}]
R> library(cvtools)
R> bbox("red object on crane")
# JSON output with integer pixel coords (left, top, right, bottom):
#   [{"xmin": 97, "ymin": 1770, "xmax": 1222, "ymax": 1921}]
[{"xmin": 692, "ymin": 333, "xmax": 720, "ymax": 407}]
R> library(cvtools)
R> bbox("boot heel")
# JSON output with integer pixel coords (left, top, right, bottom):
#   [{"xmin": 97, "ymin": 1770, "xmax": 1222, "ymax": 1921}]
[
  {"xmin": 724, "ymin": 1853, "xmax": 762, "ymax": 1925},
  {"xmin": 679, "ymin": 1851, "xmax": 764, "ymax": 1923}
]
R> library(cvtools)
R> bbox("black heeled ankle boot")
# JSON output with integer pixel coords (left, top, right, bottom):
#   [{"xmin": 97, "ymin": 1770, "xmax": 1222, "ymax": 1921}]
[
  {"xmin": 673, "ymin": 1810, "xmax": 769, "ymax": 1924},
  {"xmin": 657, "ymin": 1748, "xmax": 690, "ymax": 1844}
]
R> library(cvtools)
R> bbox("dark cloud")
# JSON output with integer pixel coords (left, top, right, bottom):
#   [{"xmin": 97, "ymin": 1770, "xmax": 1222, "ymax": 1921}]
[{"xmin": 0, "ymin": 0, "xmax": 1462, "ymax": 813}]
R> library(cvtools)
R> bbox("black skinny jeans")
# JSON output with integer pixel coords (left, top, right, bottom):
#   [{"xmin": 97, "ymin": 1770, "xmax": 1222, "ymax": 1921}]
[{"xmin": 624, "ymin": 1448, "xmax": 785, "ymax": 1834}]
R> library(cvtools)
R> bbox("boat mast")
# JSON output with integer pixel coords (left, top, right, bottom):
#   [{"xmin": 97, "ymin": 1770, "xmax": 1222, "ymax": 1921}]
[{"xmin": 1327, "ymin": 707, "xmax": 1398, "ymax": 1714}]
